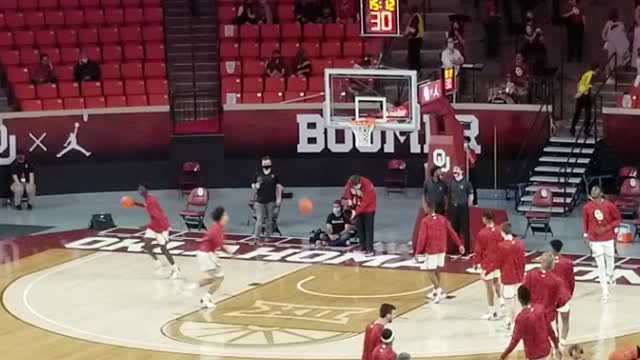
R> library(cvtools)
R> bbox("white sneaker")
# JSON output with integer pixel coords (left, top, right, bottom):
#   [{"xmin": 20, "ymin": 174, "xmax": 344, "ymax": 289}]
[
  {"xmin": 200, "ymin": 297, "xmax": 216, "ymax": 309},
  {"xmin": 481, "ymin": 312, "xmax": 499, "ymax": 320},
  {"xmin": 426, "ymin": 290, "xmax": 436, "ymax": 299},
  {"xmin": 432, "ymin": 292, "xmax": 442, "ymax": 304},
  {"xmin": 169, "ymin": 268, "xmax": 181, "ymax": 280}
]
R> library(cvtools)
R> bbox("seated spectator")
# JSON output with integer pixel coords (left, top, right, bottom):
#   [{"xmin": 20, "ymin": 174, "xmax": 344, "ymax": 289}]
[
  {"xmin": 10, "ymin": 152, "xmax": 36, "ymax": 210},
  {"xmin": 253, "ymin": 0, "xmax": 273, "ymax": 24},
  {"xmin": 314, "ymin": 200, "xmax": 356, "ymax": 247},
  {"xmin": 441, "ymin": 37, "xmax": 464, "ymax": 75},
  {"xmin": 73, "ymin": 52, "xmax": 101, "ymax": 82},
  {"xmin": 448, "ymin": 20, "xmax": 466, "ymax": 55},
  {"xmin": 295, "ymin": 0, "xmax": 321, "ymax": 23},
  {"xmin": 507, "ymin": 52, "xmax": 529, "ymax": 101},
  {"xmin": 336, "ymin": 0, "xmax": 357, "ymax": 23},
  {"xmin": 236, "ymin": 0, "xmax": 258, "ymax": 24},
  {"xmin": 265, "ymin": 50, "xmax": 286, "ymax": 77},
  {"xmin": 292, "ymin": 48, "xmax": 312, "ymax": 77},
  {"xmin": 31, "ymin": 54, "xmax": 57, "ymax": 84}
]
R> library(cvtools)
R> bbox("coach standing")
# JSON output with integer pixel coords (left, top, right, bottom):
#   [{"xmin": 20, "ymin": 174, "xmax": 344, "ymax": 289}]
[
  {"xmin": 343, "ymin": 175, "xmax": 376, "ymax": 255},
  {"xmin": 252, "ymin": 156, "xmax": 283, "ymax": 242},
  {"xmin": 447, "ymin": 166, "xmax": 473, "ymax": 249},
  {"xmin": 423, "ymin": 166, "xmax": 448, "ymax": 215}
]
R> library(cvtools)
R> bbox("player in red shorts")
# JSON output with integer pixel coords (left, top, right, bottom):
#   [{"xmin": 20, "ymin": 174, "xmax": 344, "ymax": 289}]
[
  {"xmin": 500, "ymin": 285, "xmax": 562, "ymax": 360},
  {"xmin": 474, "ymin": 210, "xmax": 504, "ymax": 320},
  {"xmin": 497, "ymin": 223, "xmax": 526, "ymax": 330},
  {"xmin": 194, "ymin": 206, "xmax": 231, "ymax": 309},
  {"xmin": 371, "ymin": 329, "xmax": 397, "ymax": 360},
  {"xmin": 134, "ymin": 184, "xmax": 180, "ymax": 279},
  {"xmin": 415, "ymin": 200, "xmax": 465, "ymax": 303},
  {"xmin": 550, "ymin": 239, "xmax": 575, "ymax": 344},
  {"xmin": 362, "ymin": 303, "xmax": 395, "ymax": 360},
  {"xmin": 523, "ymin": 252, "xmax": 571, "ymax": 327}
]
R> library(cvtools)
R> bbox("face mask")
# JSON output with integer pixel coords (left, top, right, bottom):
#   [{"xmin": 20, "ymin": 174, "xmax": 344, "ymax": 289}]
[
  {"xmin": 454, "ymin": 173, "xmax": 463, "ymax": 181},
  {"xmin": 332, "ymin": 208, "xmax": 341, "ymax": 216}
]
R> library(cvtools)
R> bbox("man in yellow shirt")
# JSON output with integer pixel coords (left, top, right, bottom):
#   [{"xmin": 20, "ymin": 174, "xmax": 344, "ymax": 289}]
[{"xmin": 570, "ymin": 62, "xmax": 599, "ymax": 137}]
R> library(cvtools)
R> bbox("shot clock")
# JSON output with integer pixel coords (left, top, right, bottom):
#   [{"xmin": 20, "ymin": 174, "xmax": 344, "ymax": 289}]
[{"xmin": 360, "ymin": 0, "xmax": 400, "ymax": 36}]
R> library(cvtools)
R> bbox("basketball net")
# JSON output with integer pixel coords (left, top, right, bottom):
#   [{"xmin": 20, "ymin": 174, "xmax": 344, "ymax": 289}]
[{"xmin": 348, "ymin": 118, "xmax": 376, "ymax": 147}]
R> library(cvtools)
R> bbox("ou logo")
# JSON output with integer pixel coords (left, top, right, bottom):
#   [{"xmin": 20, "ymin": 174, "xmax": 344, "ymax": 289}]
[{"xmin": 432, "ymin": 149, "xmax": 450, "ymax": 172}]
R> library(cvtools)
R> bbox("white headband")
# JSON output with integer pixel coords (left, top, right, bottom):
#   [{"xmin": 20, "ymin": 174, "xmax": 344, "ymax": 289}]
[{"xmin": 381, "ymin": 333, "xmax": 394, "ymax": 344}]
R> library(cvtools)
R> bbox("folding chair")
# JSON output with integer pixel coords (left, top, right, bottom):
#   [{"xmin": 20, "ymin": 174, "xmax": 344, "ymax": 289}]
[
  {"xmin": 524, "ymin": 188, "xmax": 554, "ymax": 239},
  {"xmin": 177, "ymin": 161, "xmax": 204, "ymax": 198},
  {"xmin": 246, "ymin": 194, "xmax": 283, "ymax": 236},
  {"xmin": 179, "ymin": 187, "xmax": 209, "ymax": 230},
  {"xmin": 384, "ymin": 159, "xmax": 408, "ymax": 195},
  {"xmin": 615, "ymin": 178, "xmax": 640, "ymax": 218}
]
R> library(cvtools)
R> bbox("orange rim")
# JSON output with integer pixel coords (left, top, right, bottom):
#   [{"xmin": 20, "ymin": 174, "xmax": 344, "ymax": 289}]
[{"xmin": 350, "ymin": 117, "xmax": 376, "ymax": 126}]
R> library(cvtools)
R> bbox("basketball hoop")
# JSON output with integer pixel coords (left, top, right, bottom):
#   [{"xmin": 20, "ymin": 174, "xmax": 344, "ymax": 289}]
[{"xmin": 348, "ymin": 118, "xmax": 376, "ymax": 147}]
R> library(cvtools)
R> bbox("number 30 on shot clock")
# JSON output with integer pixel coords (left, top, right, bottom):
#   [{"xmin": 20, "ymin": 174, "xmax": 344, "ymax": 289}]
[{"xmin": 361, "ymin": 0, "xmax": 400, "ymax": 36}]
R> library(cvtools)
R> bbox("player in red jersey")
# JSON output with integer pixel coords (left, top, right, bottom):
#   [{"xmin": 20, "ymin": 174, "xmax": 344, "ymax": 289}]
[
  {"xmin": 134, "ymin": 184, "xmax": 180, "ymax": 279},
  {"xmin": 343, "ymin": 175, "xmax": 377, "ymax": 256},
  {"xmin": 523, "ymin": 252, "xmax": 571, "ymax": 326},
  {"xmin": 582, "ymin": 186, "xmax": 621, "ymax": 302},
  {"xmin": 497, "ymin": 223, "xmax": 526, "ymax": 330},
  {"xmin": 500, "ymin": 285, "xmax": 562, "ymax": 360},
  {"xmin": 194, "ymin": 206, "xmax": 231, "ymax": 309},
  {"xmin": 371, "ymin": 329, "xmax": 397, "ymax": 360},
  {"xmin": 362, "ymin": 303, "xmax": 395, "ymax": 360},
  {"xmin": 474, "ymin": 210, "xmax": 504, "ymax": 320},
  {"xmin": 415, "ymin": 200, "xmax": 465, "ymax": 303},
  {"xmin": 550, "ymin": 239, "xmax": 575, "ymax": 344}
]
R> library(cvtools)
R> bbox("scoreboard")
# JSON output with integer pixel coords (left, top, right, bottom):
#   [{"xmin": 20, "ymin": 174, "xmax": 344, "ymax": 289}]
[{"xmin": 360, "ymin": 0, "xmax": 400, "ymax": 36}]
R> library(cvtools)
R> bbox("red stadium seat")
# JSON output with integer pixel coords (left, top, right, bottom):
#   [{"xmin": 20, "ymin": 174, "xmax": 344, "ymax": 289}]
[
  {"xmin": 85, "ymin": 96, "xmax": 106, "ymax": 108},
  {"xmin": 148, "ymin": 93, "xmax": 168, "ymax": 105},
  {"xmin": 143, "ymin": 7, "xmax": 162, "ymax": 24},
  {"xmin": 119, "ymin": 26, "xmax": 141, "ymax": 43},
  {"xmin": 104, "ymin": 8, "xmax": 124, "ymax": 25},
  {"xmin": 219, "ymin": 24, "xmax": 238, "ymax": 39},
  {"xmin": 78, "ymin": 28, "xmax": 98, "ymax": 45},
  {"xmin": 220, "ymin": 60, "xmax": 241, "ymax": 77},
  {"xmin": 0, "ymin": 50, "xmax": 20, "ymax": 65},
  {"xmin": 25, "ymin": 12, "xmax": 45, "ymax": 28},
  {"xmin": 61, "ymin": 47, "xmax": 80, "ymax": 63},
  {"xmin": 142, "ymin": 25, "xmax": 163, "ymax": 41},
  {"xmin": 121, "ymin": 62, "xmax": 143, "ymax": 78},
  {"xmin": 261, "ymin": 24, "xmax": 280, "ymax": 40},
  {"xmin": 124, "ymin": 43, "xmax": 144, "ymax": 60},
  {"xmin": 242, "ymin": 76, "xmax": 263, "ymax": 92},
  {"xmin": 242, "ymin": 60, "xmax": 263, "ymax": 76},
  {"xmin": 0, "ymin": 32, "xmax": 13, "ymax": 48},
  {"xmin": 102, "ymin": 79, "xmax": 124, "ymax": 95},
  {"xmin": 124, "ymin": 79, "xmax": 145, "ymax": 94},
  {"xmin": 56, "ymin": 29, "xmax": 77, "ymax": 47},
  {"xmin": 332, "ymin": 58, "xmax": 353, "ymax": 68},
  {"xmin": 7, "ymin": 67, "xmax": 30, "ymax": 82},
  {"xmin": 19, "ymin": 0, "xmax": 38, "ymax": 10},
  {"xmin": 345, "ymin": 23, "xmax": 360, "ymax": 38},
  {"xmin": 64, "ymin": 10, "xmax": 84, "ymax": 27},
  {"xmin": 124, "ymin": 8, "xmax": 143, "ymax": 24},
  {"xmin": 342, "ymin": 40, "xmax": 363, "ymax": 57},
  {"xmin": 20, "ymin": 48, "xmax": 40, "ymax": 65},
  {"xmin": 58, "ymin": 81, "xmax": 80, "ymax": 97},
  {"xmin": 218, "ymin": 6, "xmax": 237, "ymax": 23},
  {"xmin": 63, "ymin": 97, "xmax": 84, "ymax": 109},
  {"xmin": 41, "ymin": 47, "xmax": 61, "ymax": 63},
  {"xmin": 36, "ymin": 83, "xmax": 58, "ymax": 98},
  {"xmin": 239, "ymin": 24, "xmax": 259, "ymax": 40},
  {"xmin": 20, "ymin": 99, "xmax": 43, "ymax": 111},
  {"xmin": 101, "ymin": 0, "xmax": 121, "ymax": 7},
  {"xmin": 59, "ymin": 0, "xmax": 79, "ymax": 7},
  {"xmin": 281, "ymin": 41, "xmax": 300, "ymax": 58},
  {"xmin": 80, "ymin": 81, "xmax": 102, "ymax": 96},
  {"xmin": 240, "ymin": 42, "xmax": 260, "ymax": 58},
  {"xmin": 84, "ymin": 9, "xmax": 104, "ymax": 27},
  {"xmin": 146, "ymin": 78, "xmax": 167, "ymax": 94},
  {"xmin": 303, "ymin": 23, "xmax": 323, "ymax": 40},
  {"xmin": 14, "ymin": 31, "xmax": 35, "ymax": 47},
  {"xmin": 301, "ymin": 42, "xmax": 320, "ymax": 58},
  {"xmin": 260, "ymin": 41, "xmax": 279, "ymax": 59},
  {"xmin": 364, "ymin": 39, "xmax": 383, "ymax": 56},
  {"xmin": 284, "ymin": 91, "xmax": 305, "ymax": 101},
  {"xmin": 99, "ymin": 27, "xmax": 120, "ymax": 43},
  {"xmin": 39, "ymin": 0, "xmax": 59, "ymax": 9},
  {"xmin": 324, "ymin": 23, "xmax": 344, "ymax": 39},
  {"xmin": 102, "ymin": 44, "xmax": 122, "ymax": 62},
  {"xmin": 143, "ymin": 61, "xmax": 165, "ymax": 77},
  {"xmin": 222, "ymin": 76, "xmax": 241, "ymax": 93},
  {"xmin": 81, "ymin": 0, "xmax": 100, "ymax": 7},
  {"xmin": 144, "ymin": 42, "xmax": 164, "ymax": 60},
  {"xmin": 6, "ymin": 13, "xmax": 25, "ymax": 30},
  {"xmin": 43, "ymin": 98, "xmax": 64, "ymax": 110},
  {"xmin": 287, "ymin": 76, "xmax": 307, "ymax": 91},
  {"xmin": 44, "ymin": 11, "xmax": 65, "ymax": 27},
  {"xmin": 0, "ymin": 14, "xmax": 5, "ymax": 29},
  {"xmin": 106, "ymin": 95, "xmax": 126, "ymax": 107},
  {"xmin": 100, "ymin": 64, "xmax": 121, "ymax": 79},
  {"xmin": 220, "ymin": 40, "xmax": 239, "ymax": 59},
  {"xmin": 84, "ymin": 45, "xmax": 101, "ymax": 61},
  {"xmin": 14, "ymin": 83, "xmax": 36, "ymax": 100},
  {"xmin": 308, "ymin": 75, "xmax": 323, "ymax": 91},
  {"xmin": 127, "ymin": 94, "xmax": 148, "ymax": 106},
  {"xmin": 242, "ymin": 92, "xmax": 262, "ymax": 103},
  {"xmin": 142, "ymin": 0, "xmax": 161, "ymax": 6},
  {"xmin": 263, "ymin": 91, "xmax": 283, "ymax": 103},
  {"xmin": 281, "ymin": 23, "xmax": 301, "ymax": 39},
  {"xmin": 321, "ymin": 41, "xmax": 341, "ymax": 58},
  {"xmin": 0, "ymin": 0, "xmax": 18, "ymax": 11},
  {"xmin": 276, "ymin": 5, "xmax": 294, "ymax": 23},
  {"xmin": 57, "ymin": 64, "xmax": 74, "ymax": 80},
  {"xmin": 311, "ymin": 59, "xmax": 332, "ymax": 75},
  {"xmin": 122, "ymin": 0, "xmax": 141, "ymax": 7},
  {"xmin": 36, "ymin": 30, "xmax": 56, "ymax": 47},
  {"xmin": 265, "ymin": 77, "xmax": 285, "ymax": 92}
]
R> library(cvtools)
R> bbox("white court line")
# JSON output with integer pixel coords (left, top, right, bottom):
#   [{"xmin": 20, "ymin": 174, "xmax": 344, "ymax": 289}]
[
  {"xmin": 573, "ymin": 255, "xmax": 590, "ymax": 264},
  {"xmin": 616, "ymin": 257, "xmax": 630, "ymax": 266},
  {"xmin": 297, "ymin": 276, "xmax": 433, "ymax": 299}
]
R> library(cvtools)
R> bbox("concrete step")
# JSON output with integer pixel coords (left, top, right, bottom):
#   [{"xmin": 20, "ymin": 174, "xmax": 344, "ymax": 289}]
[
  {"xmin": 538, "ymin": 156, "xmax": 590, "ymax": 164},
  {"xmin": 530, "ymin": 175, "xmax": 582, "ymax": 184},
  {"xmin": 517, "ymin": 205, "xmax": 566, "ymax": 214},
  {"xmin": 525, "ymin": 185, "xmax": 578, "ymax": 194},
  {"xmin": 534, "ymin": 166, "xmax": 586, "ymax": 174},
  {"xmin": 549, "ymin": 136, "xmax": 595, "ymax": 145},
  {"xmin": 543, "ymin": 146, "xmax": 595, "ymax": 155},
  {"xmin": 521, "ymin": 195, "xmax": 573, "ymax": 204}
]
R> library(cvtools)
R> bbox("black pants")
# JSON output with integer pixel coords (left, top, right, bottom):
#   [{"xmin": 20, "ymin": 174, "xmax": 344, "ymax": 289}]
[
  {"xmin": 355, "ymin": 211, "xmax": 375, "ymax": 252},
  {"xmin": 566, "ymin": 23, "xmax": 584, "ymax": 62},
  {"xmin": 571, "ymin": 94, "xmax": 592, "ymax": 135},
  {"xmin": 407, "ymin": 38, "xmax": 422, "ymax": 74},
  {"xmin": 448, "ymin": 204, "xmax": 470, "ymax": 249},
  {"xmin": 434, "ymin": 201, "xmax": 446, "ymax": 216},
  {"xmin": 319, "ymin": 230, "xmax": 355, "ymax": 246},
  {"xmin": 484, "ymin": 17, "xmax": 500, "ymax": 59}
]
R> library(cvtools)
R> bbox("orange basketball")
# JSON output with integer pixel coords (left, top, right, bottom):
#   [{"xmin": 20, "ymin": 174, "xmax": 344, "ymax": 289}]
[
  {"xmin": 120, "ymin": 195, "xmax": 135, "ymax": 209},
  {"xmin": 298, "ymin": 197, "xmax": 314, "ymax": 214}
]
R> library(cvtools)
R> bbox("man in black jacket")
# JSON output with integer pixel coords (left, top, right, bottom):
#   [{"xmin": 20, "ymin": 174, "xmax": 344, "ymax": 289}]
[{"xmin": 74, "ymin": 52, "xmax": 101, "ymax": 82}]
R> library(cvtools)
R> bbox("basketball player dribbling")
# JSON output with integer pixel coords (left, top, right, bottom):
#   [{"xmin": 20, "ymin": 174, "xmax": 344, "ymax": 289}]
[
  {"xmin": 415, "ymin": 200, "xmax": 465, "ymax": 303},
  {"xmin": 497, "ymin": 223, "xmax": 526, "ymax": 330},
  {"xmin": 550, "ymin": 239, "xmax": 575, "ymax": 344},
  {"xmin": 362, "ymin": 303, "xmax": 395, "ymax": 360},
  {"xmin": 583, "ymin": 186, "xmax": 621, "ymax": 302},
  {"xmin": 134, "ymin": 184, "xmax": 180, "ymax": 279},
  {"xmin": 194, "ymin": 206, "xmax": 230, "ymax": 309},
  {"xmin": 474, "ymin": 210, "xmax": 504, "ymax": 320}
]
